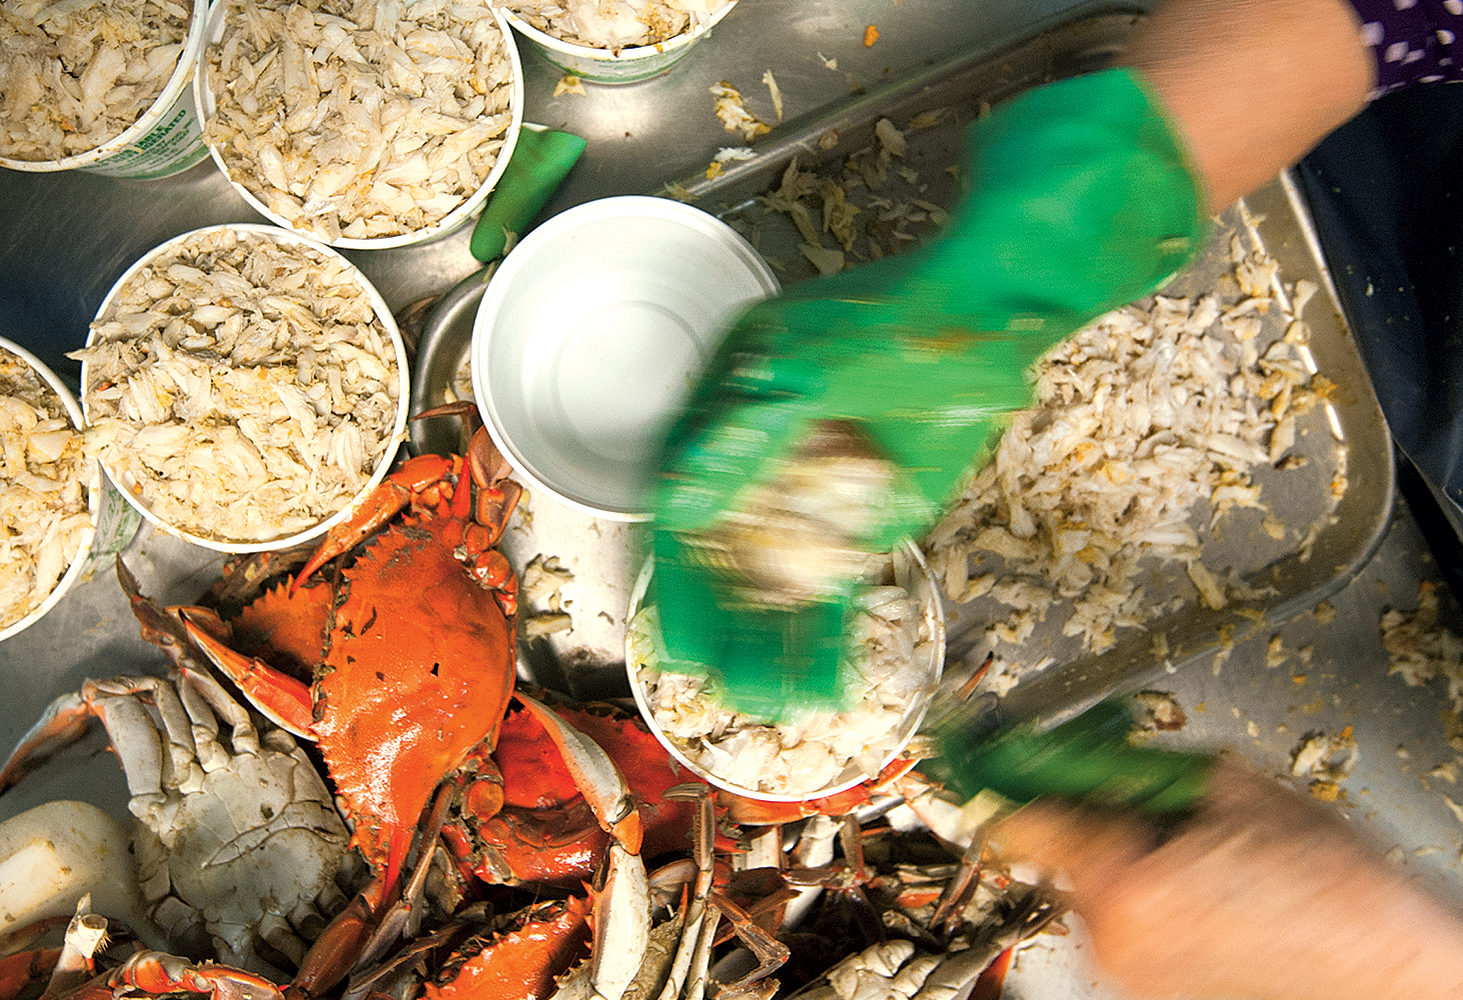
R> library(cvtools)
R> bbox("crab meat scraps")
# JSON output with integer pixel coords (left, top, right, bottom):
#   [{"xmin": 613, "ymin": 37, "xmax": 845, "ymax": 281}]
[
  {"xmin": 0, "ymin": 346, "xmax": 91, "ymax": 629},
  {"xmin": 631, "ymin": 552, "xmax": 938, "ymax": 798}
]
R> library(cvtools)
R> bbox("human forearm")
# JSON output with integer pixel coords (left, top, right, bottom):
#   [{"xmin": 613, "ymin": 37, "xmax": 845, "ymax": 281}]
[
  {"xmin": 994, "ymin": 760, "xmax": 1463, "ymax": 1000},
  {"xmin": 1127, "ymin": 0, "xmax": 1375, "ymax": 213}
]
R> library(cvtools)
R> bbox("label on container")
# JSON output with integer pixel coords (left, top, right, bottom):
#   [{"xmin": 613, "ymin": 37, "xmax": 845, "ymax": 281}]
[
  {"xmin": 79, "ymin": 474, "xmax": 144, "ymax": 579},
  {"xmin": 81, "ymin": 87, "xmax": 209, "ymax": 181}
]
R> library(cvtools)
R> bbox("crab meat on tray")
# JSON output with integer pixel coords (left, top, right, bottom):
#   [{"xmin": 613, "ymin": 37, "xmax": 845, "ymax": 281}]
[
  {"xmin": 502, "ymin": 0, "xmax": 731, "ymax": 49},
  {"xmin": 630, "ymin": 553, "xmax": 940, "ymax": 798},
  {"xmin": 0, "ymin": 0, "xmax": 192, "ymax": 161},
  {"xmin": 0, "ymin": 347, "xmax": 92, "ymax": 629},
  {"xmin": 927, "ymin": 228, "xmax": 1338, "ymax": 695},
  {"xmin": 72, "ymin": 228, "xmax": 401, "ymax": 546},
  {"xmin": 202, "ymin": 0, "xmax": 516, "ymax": 242}
]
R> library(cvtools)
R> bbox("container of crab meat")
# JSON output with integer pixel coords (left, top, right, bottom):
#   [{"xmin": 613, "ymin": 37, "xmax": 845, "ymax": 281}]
[
  {"xmin": 194, "ymin": 0, "xmax": 523, "ymax": 248},
  {"xmin": 0, "ymin": 337, "xmax": 98, "ymax": 642},
  {"xmin": 72, "ymin": 224, "xmax": 409, "ymax": 554},
  {"xmin": 627, "ymin": 541, "xmax": 946, "ymax": 802},
  {"xmin": 0, "ymin": 0, "xmax": 210, "ymax": 178},
  {"xmin": 500, "ymin": 0, "xmax": 739, "ymax": 84}
]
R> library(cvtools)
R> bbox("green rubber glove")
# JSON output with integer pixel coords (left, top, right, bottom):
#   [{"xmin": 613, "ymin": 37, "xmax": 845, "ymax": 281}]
[
  {"xmin": 930, "ymin": 699, "xmax": 1216, "ymax": 814},
  {"xmin": 651, "ymin": 68, "xmax": 1207, "ymax": 720},
  {"xmin": 469, "ymin": 126, "xmax": 587, "ymax": 262}
]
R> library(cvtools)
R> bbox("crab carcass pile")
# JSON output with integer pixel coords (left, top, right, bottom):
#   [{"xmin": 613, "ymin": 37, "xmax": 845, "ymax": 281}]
[
  {"xmin": 0, "ymin": 0, "xmax": 191, "ymax": 161},
  {"xmin": 502, "ymin": 0, "xmax": 732, "ymax": 49},
  {"xmin": 72, "ymin": 227, "xmax": 400, "ymax": 544},
  {"xmin": 202, "ymin": 0, "xmax": 515, "ymax": 242},
  {"xmin": 0, "ymin": 346, "xmax": 92, "ymax": 629}
]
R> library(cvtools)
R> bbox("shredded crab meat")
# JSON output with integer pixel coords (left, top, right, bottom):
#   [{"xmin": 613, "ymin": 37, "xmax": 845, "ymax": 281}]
[
  {"xmin": 0, "ymin": 348, "xmax": 92, "ymax": 628},
  {"xmin": 0, "ymin": 0, "xmax": 191, "ymax": 161},
  {"xmin": 203, "ymin": 0, "xmax": 515, "ymax": 242},
  {"xmin": 503, "ymin": 0, "xmax": 729, "ymax": 50},
  {"xmin": 71, "ymin": 229, "xmax": 399, "ymax": 544},
  {"xmin": 1381, "ymin": 582, "xmax": 1463, "ymax": 724},
  {"xmin": 927, "ymin": 237, "xmax": 1333, "ymax": 685},
  {"xmin": 631, "ymin": 554, "xmax": 937, "ymax": 797}
]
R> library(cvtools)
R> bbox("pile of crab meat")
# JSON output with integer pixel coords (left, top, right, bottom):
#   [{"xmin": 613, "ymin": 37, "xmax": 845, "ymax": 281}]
[
  {"xmin": 502, "ymin": 0, "xmax": 731, "ymax": 50},
  {"xmin": 631, "ymin": 552, "xmax": 939, "ymax": 797},
  {"xmin": 72, "ymin": 228, "xmax": 400, "ymax": 545},
  {"xmin": 927, "ymin": 228, "xmax": 1339, "ymax": 695},
  {"xmin": 0, "ymin": 0, "xmax": 192, "ymax": 162},
  {"xmin": 202, "ymin": 0, "xmax": 515, "ymax": 242},
  {"xmin": 0, "ymin": 348, "xmax": 92, "ymax": 629}
]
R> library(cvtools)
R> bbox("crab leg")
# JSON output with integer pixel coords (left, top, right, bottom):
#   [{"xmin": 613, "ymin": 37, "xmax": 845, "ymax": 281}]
[
  {"xmin": 0, "ymin": 679, "xmax": 177, "ymax": 799},
  {"xmin": 285, "ymin": 876, "xmax": 389, "ymax": 1000},
  {"xmin": 0, "ymin": 692, "xmax": 96, "ymax": 792},
  {"xmin": 40, "ymin": 902, "xmax": 108, "ymax": 1000},
  {"xmin": 653, "ymin": 793, "xmax": 717, "ymax": 1000},
  {"xmin": 516, "ymin": 695, "xmax": 643, "ymax": 853},
  {"xmin": 113, "ymin": 951, "xmax": 285, "ymax": 1000},
  {"xmin": 0, "ymin": 950, "xmax": 59, "ymax": 1000},
  {"xmin": 291, "ymin": 454, "xmax": 460, "ymax": 592},
  {"xmin": 176, "ymin": 667, "xmax": 263, "ymax": 762},
  {"xmin": 181, "ymin": 615, "xmax": 316, "ymax": 738},
  {"xmin": 704, "ymin": 893, "xmax": 789, "ymax": 992}
]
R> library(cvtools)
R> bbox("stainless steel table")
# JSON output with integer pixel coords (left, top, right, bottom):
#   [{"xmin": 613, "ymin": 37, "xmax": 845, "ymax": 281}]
[{"xmin": 5, "ymin": 3, "xmax": 1463, "ymax": 998}]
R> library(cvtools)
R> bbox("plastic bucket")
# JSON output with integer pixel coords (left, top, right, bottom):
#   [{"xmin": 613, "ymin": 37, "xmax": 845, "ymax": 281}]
[
  {"xmin": 194, "ymin": 3, "xmax": 524, "ymax": 249},
  {"xmin": 625, "ymin": 542, "xmax": 946, "ymax": 802},
  {"xmin": 503, "ymin": 1, "xmax": 738, "ymax": 84},
  {"xmin": 80, "ymin": 224, "xmax": 410, "ymax": 554},
  {"xmin": 0, "ymin": 0, "xmax": 210, "ymax": 179},
  {"xmin": 470, "ymin": 195, "xmax": 778, "ymax": 521}
]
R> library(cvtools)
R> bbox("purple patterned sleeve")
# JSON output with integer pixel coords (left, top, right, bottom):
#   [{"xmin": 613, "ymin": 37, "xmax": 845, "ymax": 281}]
[{"xmin": 1347, "ymin": 0, "xmax": 1463, "ymax": 97}]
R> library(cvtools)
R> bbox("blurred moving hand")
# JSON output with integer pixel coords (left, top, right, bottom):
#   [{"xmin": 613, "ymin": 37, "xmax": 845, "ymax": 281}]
[
  {"xmin": 994, "ymin": 759, "xmax": 1463, "ymax": 1000},
  {"xmin": 650, "ymin": 67, "xmax": 1206, "ymax": 716}
]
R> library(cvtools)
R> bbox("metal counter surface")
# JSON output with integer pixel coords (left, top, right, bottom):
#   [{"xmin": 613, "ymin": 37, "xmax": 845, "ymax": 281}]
[{"xmin": 4, "ymin": 2, "xmax": 1463, "ymax": 998}]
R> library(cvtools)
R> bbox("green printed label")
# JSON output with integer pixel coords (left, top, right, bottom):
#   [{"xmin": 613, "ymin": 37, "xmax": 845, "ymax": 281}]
[
  {"xmin": 79, "ymin": 475, "xmax": 143, "ymax": 579},
  {"xmin": 83, "ymin": 88, "xmax": 208, "ymax": 180}
]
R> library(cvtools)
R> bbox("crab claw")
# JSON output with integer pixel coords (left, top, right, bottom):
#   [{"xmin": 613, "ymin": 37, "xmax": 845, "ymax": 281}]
[
  {"xmin": 181, "ymin": 614, "xmax": 316, "ymax": 739},
  {"xmin": 112, "ymin": 951, "xmax": 284, "ymax": 1000},
  {"xmin": 516, "ymin": 695, "xmax": 643, "ymax": 855},
  {"xmin": 291, "ymin": 455, "xmax": 459, "ymax": 594},
  {"xmin": 467, "ymin": 428, "xmax": 521, "ymax": 547}
]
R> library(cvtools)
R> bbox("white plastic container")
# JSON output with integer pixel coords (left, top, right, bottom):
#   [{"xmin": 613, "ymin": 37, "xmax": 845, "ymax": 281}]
[
  {"xmin": 0, "ymin": 337, "xmax": 98, "ymax": 643},
  {"xmin": 194, "ymin": 3, "xmax": 524, "ymax": 249},
  {"xmin": 625, "ymin": 543, "xmax": 946, "ymax": 803},
  {"xmin": 80, "ymin": 224, "xmax": 410, "ymax": 554},
  {"xmin": 471, "ymin": 195, "xmax": 778, "ymax": 521},
  {"xmin": 0, "ymin": 0, "xmax": 210, "ymax": 179},
  {"xmin": 503, "ymin": 1, "xmax": 738, "ymax": 84}
]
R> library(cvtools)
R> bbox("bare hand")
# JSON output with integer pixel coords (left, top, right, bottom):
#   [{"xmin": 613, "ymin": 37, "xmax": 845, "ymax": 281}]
[{"xmin": 992, "ymin": 759, "xmax": 1463, "ymax": 1000}]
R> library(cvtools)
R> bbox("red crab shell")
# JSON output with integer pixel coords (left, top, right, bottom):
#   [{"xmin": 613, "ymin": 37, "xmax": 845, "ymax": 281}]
[
  {"xmin": 442, "ymin": 701, "xmax": 706, "ymax": 889},
  {"xmin": 421, "ymin": 897, "xmax": 591, "ymax": 1000},
  {"xmin": 315, "ymin": 512, "xmax": 515, "ymax": 876}
]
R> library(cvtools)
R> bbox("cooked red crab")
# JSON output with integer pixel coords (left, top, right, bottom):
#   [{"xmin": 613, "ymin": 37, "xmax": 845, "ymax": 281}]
[{"xmin": 183, "ymin": 411, "xmax": 522, "ymax": 891}]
